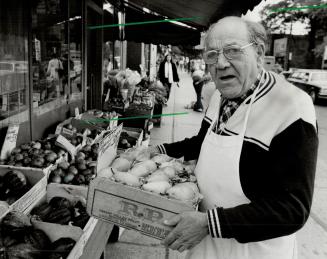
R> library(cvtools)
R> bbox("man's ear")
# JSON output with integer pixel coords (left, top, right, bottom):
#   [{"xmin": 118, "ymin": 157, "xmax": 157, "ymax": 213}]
[{"xmin": 256, "ymin": 43, "xmax": 265, "ymax": 69}]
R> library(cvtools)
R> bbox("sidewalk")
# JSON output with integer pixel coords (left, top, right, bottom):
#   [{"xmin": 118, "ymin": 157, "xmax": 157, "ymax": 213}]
[{"xmin": 105, "ymin": 72, "xmax": 215, "ymax": 259}]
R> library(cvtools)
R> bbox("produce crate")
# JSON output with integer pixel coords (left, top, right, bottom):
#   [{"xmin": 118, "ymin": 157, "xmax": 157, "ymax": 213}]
[
  {"xmin": 80, "ymin": 110, "xmax": 119, "ymax": 131},
  {"xmin": 0, "ymin": 165, "xmax": 47, "ymax": 217},
  {"xmin": 87, "ymin": 177, "xmax": 194, "ymax": 240},
  {"xmin": 55, "ymin": 117, "xmax": 103, "ymax": 139},
  {"xmin": 26, "ymin": 183, "xmax": 99, "ymax": 259}
]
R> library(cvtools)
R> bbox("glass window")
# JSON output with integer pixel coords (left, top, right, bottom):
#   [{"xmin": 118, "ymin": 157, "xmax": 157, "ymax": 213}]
[
  {"xmin": 114, "ymin": 41, "xmax": 122, "ymax": 70},
  {"xmin": 104, "ymin": 41, "xmax": 114, "ymax": 79},
  {"xmin": 69, "ymin": 0, "xmax": 83, "ymax": 100},
  {"xmin": 311, "ymin": 72, "xmax": 327, "ymax": 82},
  {"xmin": 144, "ymin": 44, "xmax": 150, "ymax": 75},
  {"xmin": 31, "ymin": 0, "xmax": 68, "ymax": 107},
  {"xmin": 0, "ymin": 0, "xmax": 29, "ymax": 124}
]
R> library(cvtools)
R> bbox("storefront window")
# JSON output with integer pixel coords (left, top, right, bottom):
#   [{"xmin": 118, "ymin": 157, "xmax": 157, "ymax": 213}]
[
  {"xmin": 0, "ymin": 0, "xmax": 29, "ymax": 124},
  {"xmin": 104, "ymin": 41, "xmax": 114, "ymax": 78},
  {"xmin": 114, "ymin": 41, "xmax": 122, "ymax": 70},
  {"xmin": 31, "ymin": 0, "xmax": 68, "ymax": 107},
  {"xmin": 69, "ymin": 0, "xmax": 83, "ymax": 100}
]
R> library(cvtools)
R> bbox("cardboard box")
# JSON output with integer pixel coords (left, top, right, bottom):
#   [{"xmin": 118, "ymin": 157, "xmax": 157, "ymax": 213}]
[
  {"xmin": 95, "ymin": 124, "xmax": 122, "ymax": 173},
  {"xmin": 87, "ymin": 177, "xmax": 194, "ymax": 240},
  {"xmin": 27, "ymin": 183, "xmax": 99, "ymax": 259},
  {"xmin": 0, "ymin": 165, "xmax": 46, "ymax": 217}
]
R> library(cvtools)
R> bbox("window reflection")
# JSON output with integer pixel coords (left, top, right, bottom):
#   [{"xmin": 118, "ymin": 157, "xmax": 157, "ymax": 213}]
[
  {"xmin": 31, "ymin": 0, "xmax": 68, "ymax": 106},
  {"xmin": 0, "ymin": 0, "xmax": 29, "ymax": 122},
  {"xmin": 69, "ymin": 0, "xmax": 82, "ymax": 99}
]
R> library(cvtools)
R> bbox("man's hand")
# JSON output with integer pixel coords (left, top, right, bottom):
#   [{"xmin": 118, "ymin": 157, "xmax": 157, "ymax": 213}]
[{"xmin": 161, "ymin": 211, "xmax": 208, "ymax": 252}]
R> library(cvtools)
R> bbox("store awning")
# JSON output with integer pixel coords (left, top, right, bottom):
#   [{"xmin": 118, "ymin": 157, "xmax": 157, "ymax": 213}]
[
  {"xmin": 126, "ymin": 0, "xmax": 262, "ymax": 30},
  {"xmin": 124, "ymin": 5, "xmax": 201, "ymax": 46}
]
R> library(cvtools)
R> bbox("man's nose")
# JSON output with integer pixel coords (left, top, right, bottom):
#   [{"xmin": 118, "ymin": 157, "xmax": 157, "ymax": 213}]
[{"xmin": 216, "ymin": 52, "xmax": 230, "ymax": 69}]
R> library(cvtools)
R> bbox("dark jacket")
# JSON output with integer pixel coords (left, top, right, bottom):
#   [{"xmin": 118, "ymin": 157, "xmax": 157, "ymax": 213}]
[
  {"xmin": 156, "ymin": 71, "xmax": 318, "ymax": 243},
  {"xmin": 158, "ymin": 61, "xmax": 179, "ymax": 83}
]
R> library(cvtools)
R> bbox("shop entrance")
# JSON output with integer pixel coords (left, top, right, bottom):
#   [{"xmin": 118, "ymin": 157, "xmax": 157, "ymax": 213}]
[{"xmin": 86, "ymin": 2, "xmax": 103, "ymax": 110}]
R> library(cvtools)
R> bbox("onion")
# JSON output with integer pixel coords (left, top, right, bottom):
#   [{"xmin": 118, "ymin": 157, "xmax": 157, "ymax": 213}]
[
  {"xmin": 142, "ymin": 181, "xmax": 172, "ymax": 194},
  {"xmin": 111, "ymin": 157, "xmax": 132, "ymax": 172}
]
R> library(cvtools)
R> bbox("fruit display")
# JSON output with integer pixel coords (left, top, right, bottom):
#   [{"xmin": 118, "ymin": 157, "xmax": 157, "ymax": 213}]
[
  {"xmin": 0, "ymin": 170, "xmax": 31, "ymax": 206},
  {"xmin": 48, "ymin": 144, "xmax": 99, "ymax": 185},
  {"xmin": 31, "ymin": 197, "xmax": 90, "ymax": 229},
  {"xmin": 61, "ymin": 122, "xmax": 102, "ymax": 146},
  {"xmin": 0, "ymin": 138, "xmax": 66, "ymax": 168},
  {"xmin": 98, "ymin": 147, "xmax": 202, "ymax": 206},
  {"xmin": 103, "ymin": 97, "xmax": 129, "ymax": 113},
  {"xmin": 0, "ymin": 211, "xmax": 76, "ymax": 258},
  {"xmin": 84, "ymin": 110, "xmax": 118, "ymax": 121}
]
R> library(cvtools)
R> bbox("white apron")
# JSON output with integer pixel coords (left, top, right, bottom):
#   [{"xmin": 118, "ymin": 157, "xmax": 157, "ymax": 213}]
[{"xmin": 186, "ymin": 84, "xmax": 297, "ymax": 259}]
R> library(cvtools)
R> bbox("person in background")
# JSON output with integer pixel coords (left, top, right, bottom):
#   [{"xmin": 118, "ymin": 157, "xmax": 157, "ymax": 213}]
[
  {"xmin": 46, "ymin": 53, "xmax": 63, "ymax": 98},
  {"xmin": 149, "ymin": 16, "xmax": 318, "ymax": 259},
  {"xmin": 62, "ymin": 53, "xmax": 74, "ymax": 97},
  {"xmin": 191, "ymin": 64, "xmax": 211, "ymax": 112},
  {"xmin": 158, "ymin": 54, "xmax": 179, "ymax": 100}
]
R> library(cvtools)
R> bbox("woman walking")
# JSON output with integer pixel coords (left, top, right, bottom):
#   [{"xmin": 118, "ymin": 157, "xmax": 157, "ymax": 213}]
[{"xmin": 158, "ymin": 54, "xmax": 179, "ymax": 100}]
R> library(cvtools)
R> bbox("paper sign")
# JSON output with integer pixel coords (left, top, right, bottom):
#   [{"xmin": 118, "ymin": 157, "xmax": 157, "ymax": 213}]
[
  {"xmin": 55, "ymin": 135, "xmax": 77, "ymax": 157},
  {"xmin": 75, "ymin": 107, "xmax": 80, "ymax": 117},
  {"xmin": 55, "ymin": 125, "xmax": 63, "ymax": 135},
  {"xmin": 62, "ymin": 127, "xmax": 74, "ymax": 137},
  {"xmin": 0, "ymin": 124, "xmax": 19, "ymax": 160},
  {"xmin": 96, "ymin": 124, "xmax": 122, "ymax": 172}
]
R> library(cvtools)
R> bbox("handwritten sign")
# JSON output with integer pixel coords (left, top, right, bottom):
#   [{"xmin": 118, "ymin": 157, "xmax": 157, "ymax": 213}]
[
  {"xmin": 97, "ymin": 124, "xmax": 122, "ymax": 172},
  {"xmin": 55, "ymin": 135, "xmax": 77, "ymax": 157},
  {"xmin": 0, "ymin": 124, "xmax": 19, "ymax": 160}
]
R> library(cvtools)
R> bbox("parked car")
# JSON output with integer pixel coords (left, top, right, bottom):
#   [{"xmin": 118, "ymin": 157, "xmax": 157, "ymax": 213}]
[{"xmin": 287, "ymin": 69, "xmax": 327, "ymax": 103}]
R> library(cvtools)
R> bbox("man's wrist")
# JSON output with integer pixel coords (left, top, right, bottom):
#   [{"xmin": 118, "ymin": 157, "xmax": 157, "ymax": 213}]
[{"xmin": 207, "ymin": 208, "xmax": 222, "ymax": 238}]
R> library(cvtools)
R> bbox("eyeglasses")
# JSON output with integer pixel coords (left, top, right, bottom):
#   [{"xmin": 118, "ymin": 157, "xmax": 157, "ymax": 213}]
[{"xmin": 203, "ymin": 42, "xmax": 255, "ymax": 65}]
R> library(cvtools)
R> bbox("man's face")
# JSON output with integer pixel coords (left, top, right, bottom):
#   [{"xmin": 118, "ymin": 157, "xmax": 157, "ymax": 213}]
[{"xmin": 205, "ymin": 18, "xmax": 262, "ymax": 99}]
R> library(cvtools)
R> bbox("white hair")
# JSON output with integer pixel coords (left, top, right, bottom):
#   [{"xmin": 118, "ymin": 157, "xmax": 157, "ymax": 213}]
[{"xmin": 204, "ymin": 17, "xmax": 267, "ymax": 50}]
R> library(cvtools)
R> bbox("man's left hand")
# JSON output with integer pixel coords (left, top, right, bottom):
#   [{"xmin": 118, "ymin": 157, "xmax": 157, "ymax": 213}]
[{"xmin": 161, "ymin": 211, "xmax": 208, "ymax": 252}]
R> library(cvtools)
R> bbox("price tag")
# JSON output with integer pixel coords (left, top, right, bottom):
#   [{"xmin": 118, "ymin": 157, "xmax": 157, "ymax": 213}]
[
  {"xmin": 0, "ymin": 124, "xmax": 19, "ymax": 160},
  {"xmin": 55, "ymin": 135, "xmax": 77, "ymax": 157},
  {"xmin": 62, "ymin": 127, "xmax": 74, "ymax": 137}
]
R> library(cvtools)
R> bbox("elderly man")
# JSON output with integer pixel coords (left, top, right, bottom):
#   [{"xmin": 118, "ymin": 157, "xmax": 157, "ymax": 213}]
[{"xmin": 150, "ymin": 16, "xmax": 318, "ymax": 259}]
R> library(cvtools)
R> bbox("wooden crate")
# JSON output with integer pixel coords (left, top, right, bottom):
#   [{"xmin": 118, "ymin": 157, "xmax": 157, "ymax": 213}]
[
  {"xmin": 0, "ymin": 165, "xmax": 46, "ymax": 217},
  {"xmin": 87, "ymin": 177, "xmax": 194, "ymax": 240},
  {"xmin": 26, "ymin": 183, "xmax": 102, "ymax": 259}
]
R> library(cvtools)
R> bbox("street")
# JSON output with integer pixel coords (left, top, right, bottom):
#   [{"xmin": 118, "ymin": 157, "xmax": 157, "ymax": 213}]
[{"xmin": 296, "ymin": 101, "xmax": 327, "ymax": 259}]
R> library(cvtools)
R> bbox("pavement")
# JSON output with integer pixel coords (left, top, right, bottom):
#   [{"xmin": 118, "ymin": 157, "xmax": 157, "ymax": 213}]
[{"xmin": 105, "ymin": 71, "xmax": 327, "ymax": 259}]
